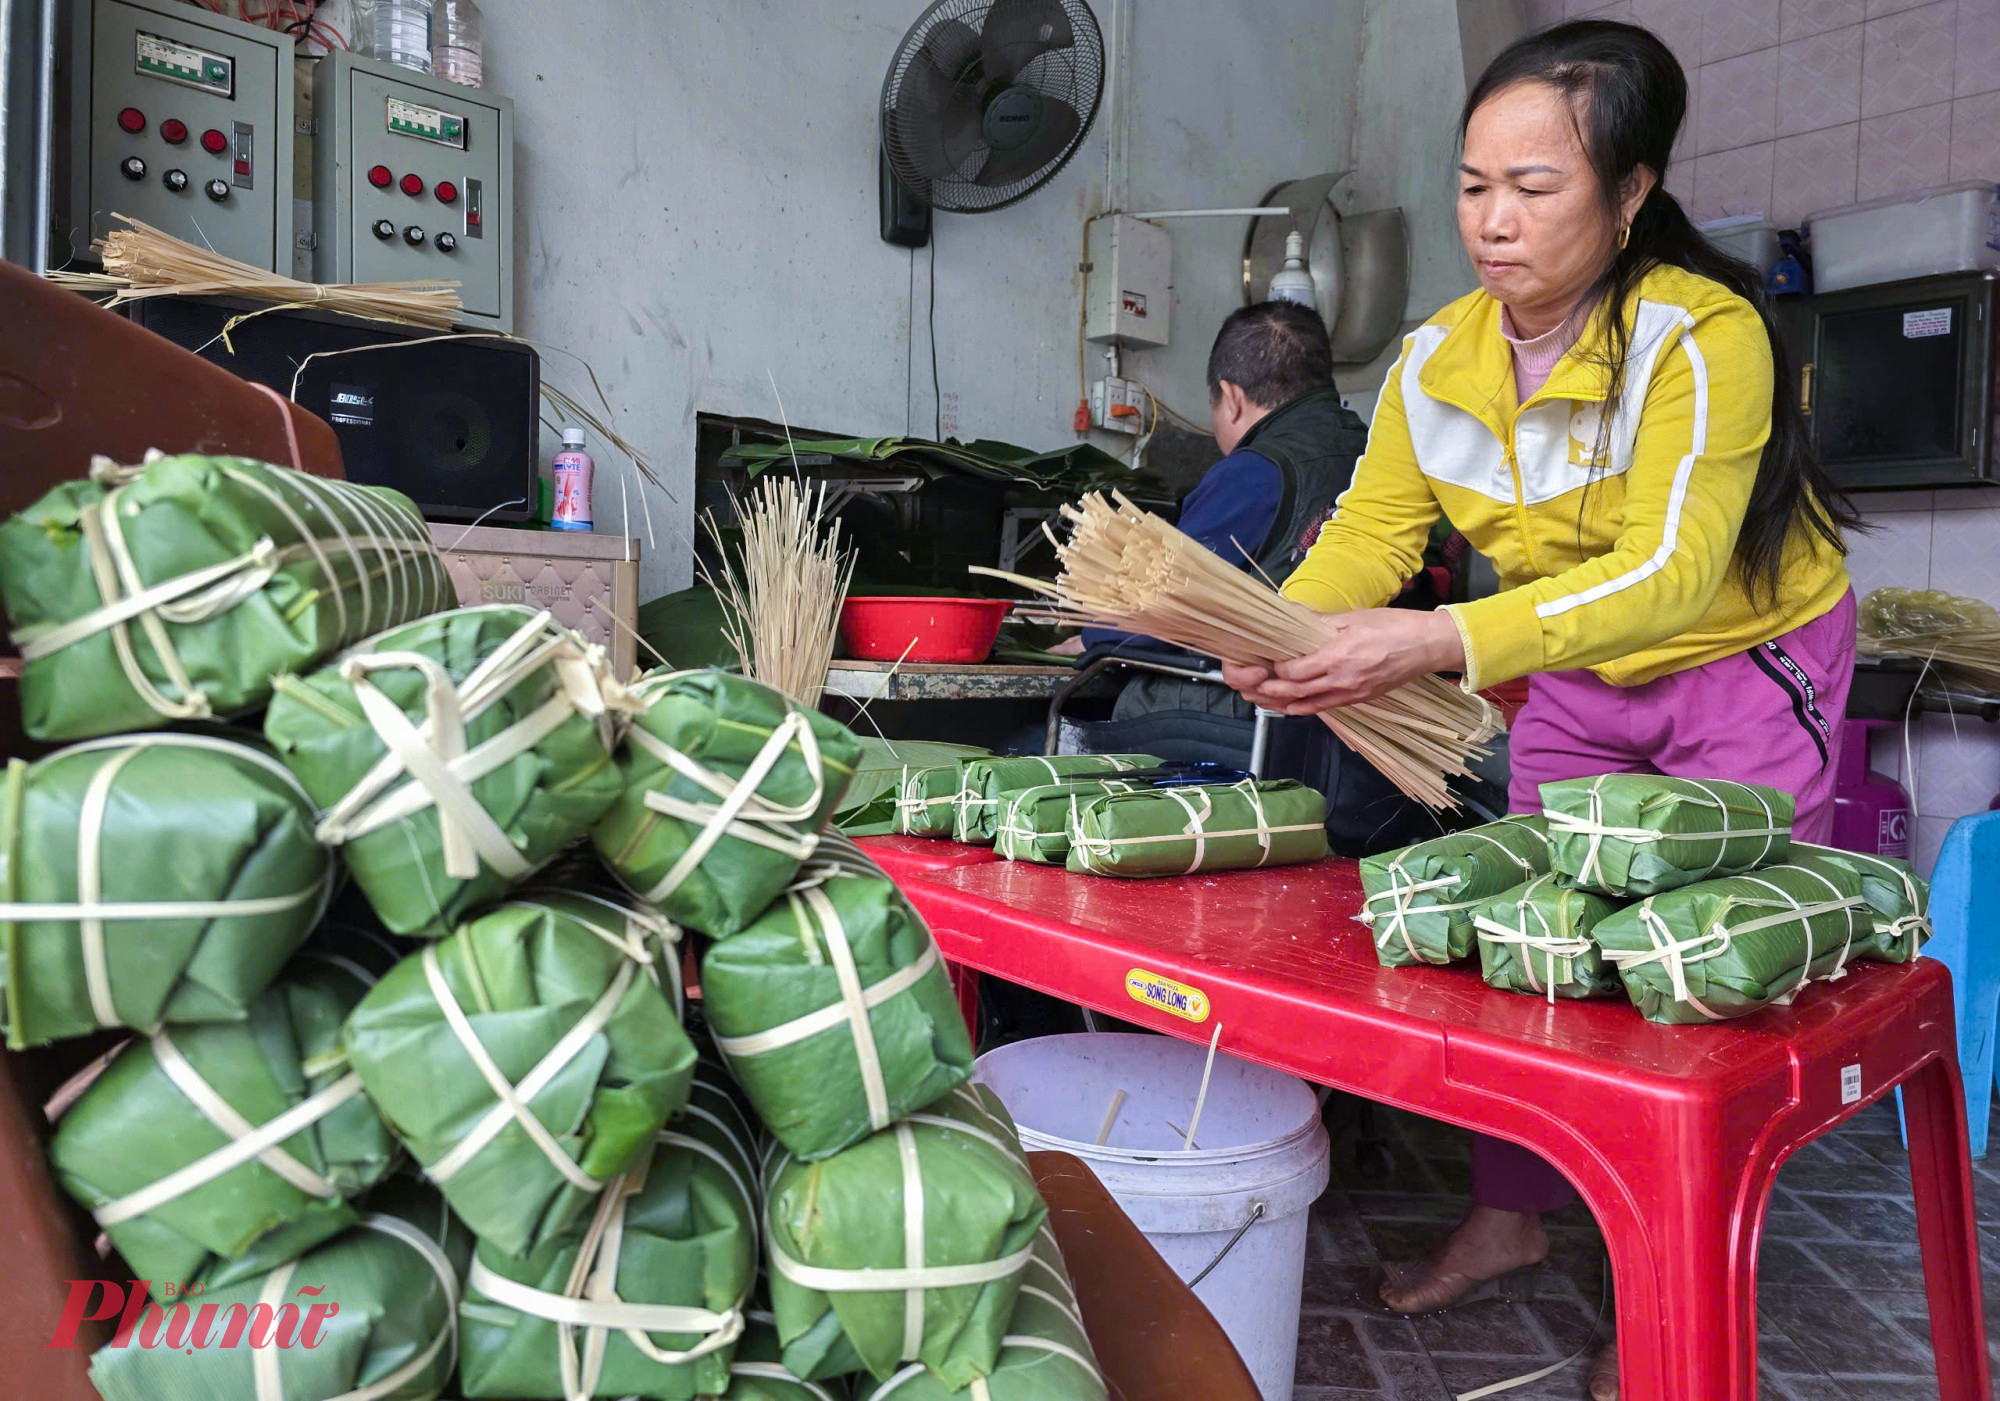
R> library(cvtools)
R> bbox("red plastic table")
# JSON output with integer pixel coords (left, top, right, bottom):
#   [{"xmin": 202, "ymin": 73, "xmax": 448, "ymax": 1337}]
[{"xmin": 857, "ymin": 841, "xmax": 1992, "ymax": 1401}]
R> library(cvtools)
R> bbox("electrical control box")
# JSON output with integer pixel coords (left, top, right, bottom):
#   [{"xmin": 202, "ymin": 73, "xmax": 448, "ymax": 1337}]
[
  {"xmin": 1083, "ymin": 213, "xmax": 1172, "ymax": 349},
  {"xmin": 313, "ymin": 51, "xmax": 514, "ymax": 331},
  {"xmin": 62, "ymin": 0, "xmax": 294, "ymax": 271}
]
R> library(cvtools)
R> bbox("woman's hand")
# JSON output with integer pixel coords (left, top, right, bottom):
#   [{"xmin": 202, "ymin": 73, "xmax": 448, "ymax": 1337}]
[{"xmin": 1223, "ymin": 609, "xmax": 1468, "ymax": 714}]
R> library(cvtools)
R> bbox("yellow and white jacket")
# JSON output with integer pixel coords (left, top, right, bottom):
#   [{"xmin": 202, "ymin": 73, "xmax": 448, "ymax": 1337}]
[{"xmin": 1281, "ymin": 264, "xmax": 1850, "ymax": 690}]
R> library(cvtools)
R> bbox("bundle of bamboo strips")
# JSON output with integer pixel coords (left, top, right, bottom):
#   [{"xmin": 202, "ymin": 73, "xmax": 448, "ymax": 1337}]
[
  {"xmin": 47, "ymin": 214, "xmax": 461, "ymax": 330},
  {"xmin": 975, "ymin": 492, "xmax": 1499, "ymax": 810},
  {"xmin": 1857, "ymin": 587, "xmax": 2000, "ymax": 690},
  {"xmin": 699, "ymin": 474, "xmax": 854, "ymax": 707}
]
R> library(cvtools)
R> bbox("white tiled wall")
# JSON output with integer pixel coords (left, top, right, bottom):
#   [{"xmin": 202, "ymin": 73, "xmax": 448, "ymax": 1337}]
[{"xmin": 1528, "ymin": 0, "xmax": 2000, "ymax": 225}]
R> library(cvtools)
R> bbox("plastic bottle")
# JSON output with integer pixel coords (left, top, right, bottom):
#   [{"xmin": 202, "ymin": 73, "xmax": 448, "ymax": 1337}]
[
  {"xmin": 551, "ymin": 428, "xmax": 594, "ymax": 533},
  {"xmin": 432, "ymin": 0, "xmax": 483, "ymax": 87},
  {"xmin": 1267, "ymin": 230, "xmax": 1318, "ymax": 309},
  {"xmin": 358, "ymin": 0, "xmax": 434, "ymax": 75}
]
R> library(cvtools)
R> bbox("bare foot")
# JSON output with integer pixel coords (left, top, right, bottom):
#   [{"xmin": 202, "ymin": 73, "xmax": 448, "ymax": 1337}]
[
  {"xmin": 1377, "ymin": 1206, "xmax": 1548, "ymax": 1315},
  {"xmin": 1588, "ymin": 1340, "xmax": 1618, "ymax": 1398}
]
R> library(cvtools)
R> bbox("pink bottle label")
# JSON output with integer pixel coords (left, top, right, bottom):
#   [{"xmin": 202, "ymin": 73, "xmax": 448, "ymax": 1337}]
[{"xmin": 551, "ymin": 453, "xmax": 592, "ymax": 531}]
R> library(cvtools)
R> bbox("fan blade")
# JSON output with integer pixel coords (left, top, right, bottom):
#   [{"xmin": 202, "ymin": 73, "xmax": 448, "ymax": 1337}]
[
  {"xmin": 894, "ymin": 20, "xmax": 987, "ymax": 180},
  {"xmin": 974, "ymin": 97, "xmax": 1081, "ymax": 188},
  {"xmin": 979, "ymin": 0, "xmax": 1074, "ymax": 84}
]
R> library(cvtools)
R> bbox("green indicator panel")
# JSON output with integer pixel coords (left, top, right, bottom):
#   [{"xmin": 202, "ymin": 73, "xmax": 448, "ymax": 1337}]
[
  {"xmin": 135, "ymin": 29, "xmax": 233, "ymax": 98},
  {"xmin": 386, "ymin": 96, "xmax": 466, "ymax": 149}
]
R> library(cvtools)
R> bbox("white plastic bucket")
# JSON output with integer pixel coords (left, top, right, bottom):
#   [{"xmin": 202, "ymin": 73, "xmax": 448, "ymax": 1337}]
[{"xmin": 977, "ymin": 1033, "xmax": 1330, "ymax": 1401}]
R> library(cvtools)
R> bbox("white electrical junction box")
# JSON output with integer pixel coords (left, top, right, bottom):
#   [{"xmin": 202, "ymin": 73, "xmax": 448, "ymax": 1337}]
[{"xmin": 1084, "ymin": 213, "xmax": 1172, "ymax": 349}]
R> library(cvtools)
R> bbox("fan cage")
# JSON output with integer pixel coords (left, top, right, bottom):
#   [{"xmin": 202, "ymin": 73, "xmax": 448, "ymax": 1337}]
[{"xmin": 881, "ymin": 0, "xmax": 1106, "ymax": 214}]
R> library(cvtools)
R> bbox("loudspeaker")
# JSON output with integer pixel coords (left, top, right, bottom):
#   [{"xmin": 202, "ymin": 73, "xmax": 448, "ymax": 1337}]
[{"xmin": 122, "ymin": 297, "xmax": 539, "ymax": 522}]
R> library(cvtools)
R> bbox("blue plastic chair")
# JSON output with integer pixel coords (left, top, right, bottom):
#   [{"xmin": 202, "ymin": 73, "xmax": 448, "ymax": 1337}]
[{"xmin": 1898, "ymin": 810, "xmax": 2000, "ymax": 1158}]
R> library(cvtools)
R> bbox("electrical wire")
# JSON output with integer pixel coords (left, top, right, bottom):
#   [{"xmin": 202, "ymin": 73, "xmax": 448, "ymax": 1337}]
[{"xmin": 928, "ymin": 227, "xmax": 940, "ymax": 441}]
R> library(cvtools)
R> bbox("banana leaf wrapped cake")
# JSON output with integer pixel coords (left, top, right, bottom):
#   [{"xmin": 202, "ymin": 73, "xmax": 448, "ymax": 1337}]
[
  {"xmin": 1063, "ymin": 778, "xmax": 1329, "ymax": 877},
  {"xmin": 952, "ymin": 754, "xmax": 1160, "ymax": 844},
  {"xmin": 1473, "ymin": 875, "xmax": 1624, "ymax": 1001},
  {"xmin": 593, "ymin": 669, "xmax": 861, "ymax": 938},
  {"xmin": 1359, "ymin": 816, "xmax": 1551, "ymax": 968},
  {"xmin": 89, "ymin": 1182, "xmax": 470, "ymax": 1401},
  {"xmin": 459, "ymin": 1070, "xmax": 761, "ymax": 1399},
  {"xmin": 1791, "ymin": 843, "xmax": 1931, "ymax": 963},
  {"xmin": 51, "ymin": 954, "xmax": 394, "ymax": 1287},
  {"xmin": 703, "ymin": 833, "xmax": 973, "ymax": 1161},
  {"xmin": 765, "ymin": 1084, "xmax": 1048, "ymax": 1388},
  {"xmin": 722, "ymin": 1316, "xmax": 852, "ymax": 1400},
  {"xmin": 835, "ymin": 740, "xmax": 989, "ymax": 837},
  {"xmin": 265, "ymin": 604, "xmax": 631, "ymax": 937},
  {"xmin": 852, "ymin": 1223, "xmax": 1107, "ymax": 1401},
  {"xmin": 1543, "ymin": 775, "xmax": 1794, "ymax": 897},
  {"xmin": 343, "ymin": 891, "xmax": 698, "ymax": 1257},
  {"xmin": 0, "ymin": 451, "xmax": 451, "ymax": 741},
  {"xmin": 992, "ymin": 778, "xmax": 1142, "ymax": 864},
  {"xmin": 1593, "ymin": 860, "xmax": 1869, "ymax": 1024},
  {"xmin": 892, "ymin": 762, "xmax": 971, "ymax": 837},
  {"xmin": 0, "ymin": 731, "xmax": 332, "ymax": 1049}
]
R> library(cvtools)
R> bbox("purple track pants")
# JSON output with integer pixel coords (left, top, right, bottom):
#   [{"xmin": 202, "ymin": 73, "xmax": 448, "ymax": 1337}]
[{"xmin": 1471, "ymin": 591, "xmax": 1859, "ymax": 1214}]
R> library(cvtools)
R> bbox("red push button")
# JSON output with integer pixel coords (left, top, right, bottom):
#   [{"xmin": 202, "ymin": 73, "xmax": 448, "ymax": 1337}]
[
  {"xmin": 367, "ymin": 164, "xmax": 393, "ymax": 189},
  {"xmin": 117, "ymin": 107, "xmax": 146, "ymax": 134},
  {"xmin": 200, "ymin": 128, "xmax": 228, "ymax": 154},
  {"xmin": 433, "ymin": 180, "xmax": 458, "ymax": 204},
  {"xmin": 160, "ymin": 118, "xmax": 188, "ymax": 145},
  {"xmin": 400, "ymin": 173, "xmax": 425, "ymax": 197}
]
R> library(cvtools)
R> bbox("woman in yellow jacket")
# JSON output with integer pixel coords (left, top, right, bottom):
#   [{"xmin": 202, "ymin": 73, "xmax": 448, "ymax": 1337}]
[{"xmin": 1226, "ymin": 20, "xmax": 1861, "ymax": 1398}]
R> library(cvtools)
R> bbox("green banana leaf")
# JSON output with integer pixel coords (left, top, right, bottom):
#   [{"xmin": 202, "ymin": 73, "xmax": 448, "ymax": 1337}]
[
  {"xmin": 88, "ymin": 1181, "xmax": 470, "ymax": 1401},
  {"xmin": 766, "ymin": 1084, "xmax": 1048, "ymax": 1388},
  {"xmin": 954, "ymin": 755, "xmax": 1162, "ymax": 844},
  {"xmin": 703, "ymin": 834, "xmax": 974, "ymax": 1162},
  {"xmin": 893, "ymin": 762, "xmax": 977, "ymax": 837},
  {"xmin": 852, "ymin": 1224, "xmax": 1108, "ymax": 1401},
  {"xmin": 1472, "ymin": 875, "xmax": 1623, "ymax": 1000},
  {"xmin": 342, "ymin": 891, "xmax": 698, "ymax": 1257},
  {"xmin": 1542, "ymin": 775, "xmax": 1795, "ymax": 897},
  {"xmin": 637, "ymin": 584, "xmax": 743, "ymax": 673},
  {"xmin": 0, "ymin": 452, "xmax": 451, "ymax": 741},
  {"xmin": 0, "ymin": 731, "xmax": 333, "ymax": 1049},
  {"xmin": 1359, "ymin": 816, "xmax": 1553, "ymax": 968},
  {"xmin": 459, "ymin": 1070, "xmax": 761, "ymax": 1399},
  {"xmin": 264, "ymin": 603, "xmax": 628, "ymax": 938},
  {"xmin": 835, "ymin": 739, "xmax": 992, "ymax": 837},
  {"xmin": 51, "ymin": 955, "xmax": 392, "ymax": 1287},
  {"xmin": 719, "ymin": 436, "xmax": 1166, "ymax": 501},
  {"xmin": 1791, "ymin": 844, "xmax": 1931, "ymax": 963},
  {"xmin": 593, "ymin": 669, "xmax": 862, "ymax": 938},
  {"xmin": 1064, "ymin": 779, "xmax": 1330, "ymax": 878},
  {"xmin": 722, "ymin": 1316, "xmax": 853, "ymax": 1400},
  {"xmin": 991, "ymin": 778, "xmax": 1144, "ymax": 864},
  {"xmin": 1593, "ymin": 860, "xmax": 1870, "ymax": 1024}
]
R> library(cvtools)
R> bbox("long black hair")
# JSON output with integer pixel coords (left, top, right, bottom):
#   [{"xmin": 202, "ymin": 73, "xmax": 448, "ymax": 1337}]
[{"xmin": 1461, "ymin": 19, "xmax": 1861, "ymax": 603}]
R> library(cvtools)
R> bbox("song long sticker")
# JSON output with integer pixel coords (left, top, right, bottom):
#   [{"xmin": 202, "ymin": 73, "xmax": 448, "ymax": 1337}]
[{"xmin": 1125, "ymin": 968, "xmax": 1211, "ymax": 1023}]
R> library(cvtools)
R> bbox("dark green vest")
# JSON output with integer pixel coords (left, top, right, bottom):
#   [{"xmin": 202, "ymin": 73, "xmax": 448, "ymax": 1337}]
[{"xmin": 1234, "ymin": 384, "xmax": 1370, "ymax": 584}]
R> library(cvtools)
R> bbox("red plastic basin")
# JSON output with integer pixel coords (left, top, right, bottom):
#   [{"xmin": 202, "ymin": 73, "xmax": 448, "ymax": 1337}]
[{"xmin": 839, "ymin": 596, "xmax": 1014, "ymax": 664}]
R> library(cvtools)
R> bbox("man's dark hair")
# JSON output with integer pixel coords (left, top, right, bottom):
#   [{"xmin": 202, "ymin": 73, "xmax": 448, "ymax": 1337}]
[{"xmin": 1205, "ymin": 301, "xmax": 1335, "ymax": 408}]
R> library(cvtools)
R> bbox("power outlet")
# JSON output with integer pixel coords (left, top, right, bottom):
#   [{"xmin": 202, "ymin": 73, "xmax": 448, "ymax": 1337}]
[{"xmin": 1090, "ymin": 376, "xmax": 1145, "ymax": 435}]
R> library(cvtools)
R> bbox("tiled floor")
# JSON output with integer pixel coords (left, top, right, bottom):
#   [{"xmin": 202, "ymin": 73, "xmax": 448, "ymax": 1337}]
[{"xmin": 1296, "ymin": 1094, "xmax": 2000, "ymax": 1399}]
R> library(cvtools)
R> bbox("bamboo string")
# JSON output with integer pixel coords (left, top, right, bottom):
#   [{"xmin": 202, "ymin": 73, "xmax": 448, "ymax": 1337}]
[
  {"xmin": 47, "ymin": 215, "xmax": 461, "ymax": 331},
  {"xmin": 699, "ymin": 476, "xmax": 854, "ymax": 708},
  {"xmin": 973, "ymin": 492, "xmax": 1498, "ymax": 811}
]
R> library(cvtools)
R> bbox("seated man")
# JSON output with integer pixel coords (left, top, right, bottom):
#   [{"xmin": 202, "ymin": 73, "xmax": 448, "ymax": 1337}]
[{"xmin": 1072, "ymin": 299, "xmax": 1370, "ymax": 720}]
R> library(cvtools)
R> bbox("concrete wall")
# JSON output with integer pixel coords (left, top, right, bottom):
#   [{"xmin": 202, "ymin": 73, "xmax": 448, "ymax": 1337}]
[{"xmin": 478, "ymin": 0, "xmax": 1361, "ymax": 597}]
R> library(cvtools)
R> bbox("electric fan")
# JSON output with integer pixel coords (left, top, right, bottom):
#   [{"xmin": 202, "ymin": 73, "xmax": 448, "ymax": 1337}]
[{"xmin": 879, "ymin": 0, "xmax": 1106, "ymax": 243}]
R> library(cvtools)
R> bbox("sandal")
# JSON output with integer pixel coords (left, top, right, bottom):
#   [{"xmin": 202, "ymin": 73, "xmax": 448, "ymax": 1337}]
[
  {"xmin": 1588, "ymin": 1341, "xmax": 1619, "ymax": 1399},
  {"xmin": 1376, "ymin": 1257, "xmax": 1541, "ymax": 1316}
]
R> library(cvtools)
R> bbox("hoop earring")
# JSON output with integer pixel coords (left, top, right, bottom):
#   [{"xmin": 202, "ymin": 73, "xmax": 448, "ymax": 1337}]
[{"xmin": 1618, "ymin": 224, "xmax": 1631, "ymax": 250}]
